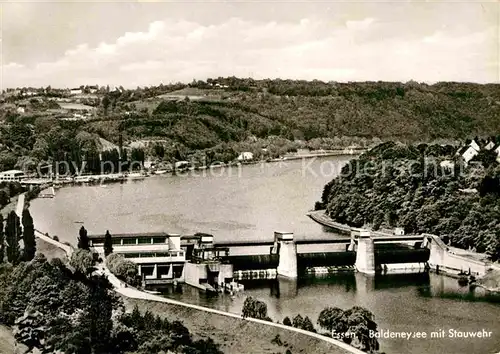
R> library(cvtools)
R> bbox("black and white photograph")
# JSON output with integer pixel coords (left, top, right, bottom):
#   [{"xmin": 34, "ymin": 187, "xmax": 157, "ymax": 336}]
[{"xmin": 0, "ymin": 1, "xmax": 499, "ymax": 353}]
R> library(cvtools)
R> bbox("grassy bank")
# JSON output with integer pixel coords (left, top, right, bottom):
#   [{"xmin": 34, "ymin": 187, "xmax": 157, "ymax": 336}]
[
  {"xmin": 123, "ymin": 297, "xmax": 355, "ymax": 354},
  {"xmin": 36, "ymin": 238, "xmax": 68, "ymax": 262}
]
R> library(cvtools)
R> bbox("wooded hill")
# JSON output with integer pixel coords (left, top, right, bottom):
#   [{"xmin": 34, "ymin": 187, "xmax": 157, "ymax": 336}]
[
  {"xmin": 318, "ymin": 142, "xmax": 500, "ymax": 260},
  {"xmin": 99, "ymin": 79, "xmax": 500, "ymax": 144}
]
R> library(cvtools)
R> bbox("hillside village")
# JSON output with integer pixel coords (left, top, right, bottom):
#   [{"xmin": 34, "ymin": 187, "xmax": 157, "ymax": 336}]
[{"xmin": 456, "ymin": 138, "xmax": 500, "ymax": 164}]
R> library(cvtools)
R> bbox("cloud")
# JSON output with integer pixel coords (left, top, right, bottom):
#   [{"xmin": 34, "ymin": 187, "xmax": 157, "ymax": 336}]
[{"xmin": 2, "ymin": 16, "xmax": 497, "ymax": 88}]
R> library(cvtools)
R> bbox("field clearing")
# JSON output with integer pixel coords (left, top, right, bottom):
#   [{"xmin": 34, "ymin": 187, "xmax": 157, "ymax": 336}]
[
  {"xmin": 132, "ymin": 97, "xmax": 163, "ymax": 112},
  {"xmin": 58, "ymin": 102, "xmax": 96, "ymax": 110},
  {"xmin": 124, "ymin": 297, "xmax": 355, "ymax": 354},
  {"xmin": 132, "ymin": 93, "xmax": 225, "ymax": 113},
  {"xmin": 162, "ymin": 87, "xmax": 224, "ymax": 97}
]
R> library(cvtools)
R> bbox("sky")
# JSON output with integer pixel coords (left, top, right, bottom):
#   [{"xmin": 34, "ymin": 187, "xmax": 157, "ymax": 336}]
[{"xmin": 1, "ymin": 0, "xmax": 499, "ymax": 88}]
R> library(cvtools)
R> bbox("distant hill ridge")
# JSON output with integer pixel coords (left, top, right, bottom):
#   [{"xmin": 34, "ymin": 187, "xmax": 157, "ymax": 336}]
[{"xmin": 114, "ymin": 79, "xmax": 500, "ymax": 143}]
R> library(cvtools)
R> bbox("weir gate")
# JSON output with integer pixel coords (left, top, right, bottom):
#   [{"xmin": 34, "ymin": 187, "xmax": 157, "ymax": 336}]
[{"xmin": 188, "ymin": 231, "xmax": 431, "ymax": 278}]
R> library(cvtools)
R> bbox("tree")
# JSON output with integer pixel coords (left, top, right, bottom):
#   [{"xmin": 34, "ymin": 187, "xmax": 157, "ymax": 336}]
[
  {"xmin": 283, "ymin": 316, "xmax": 292, "ymax": 326},
  {"xmin": 241, "ymin": 296, "xmax": 270, "ymax": 320},
  {"xmin": 344, "ymin": 306, "xmax": 379, "ymax": 353},
  {"xmin": 317, "ymin": 306, "xmax": 379, "ymax": 352},
  {"xmin": 103, "ymin": 230, "xmax": 113, "ymax": 257},
  {"xmin": 106, "ymin": 253, "xmax": 140, "ymax": 287},
  {"xmin": 102, "ymin": 95, "xmax": 110, "ymax": 115},
  {"xmin": 22, "ymin": 209, "xmax": 36, "ymax": 261},
  {"xmin": 77, "ymin": 226, "xmax": 89, "ymax": 250},
  {"xmin": 5, "ymin": 211, "xmax": 21, "ymax": 265},
  {"xmin": 292, "ymin": 314, "xmax": 303, "ymax": 328},
  {"xmin": 69, "ymin": 249, "xmax": 95, "ymax": 275},
  {"xmin": 0, "ymin": 214, "xmax": 4, "ymax": 262},
  {"xmin": 79, "ymin": 275, "xmax": 114, "ymax": 353},
  {"xmin": 302, "ymin": 316, "xmax": 316, "ymax": 332},
  {"xmin": 317, "ymin": 307, "xmax": 347, "ymax": 335}
]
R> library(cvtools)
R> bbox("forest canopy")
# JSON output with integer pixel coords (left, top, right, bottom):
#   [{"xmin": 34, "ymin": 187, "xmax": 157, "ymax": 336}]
[{"xmin": 319, "ymin": 142, "xmax": 500, "ymax": 260}]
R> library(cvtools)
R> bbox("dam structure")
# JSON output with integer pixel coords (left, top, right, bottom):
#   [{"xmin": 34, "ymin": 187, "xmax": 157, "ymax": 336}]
[
  {"xmin": 84, "ymin": 228, "xmax": 489, "ymax": 291},
  {"xmin": 211, "ymin": 230, "xmax": 431, "ymax": 279}
]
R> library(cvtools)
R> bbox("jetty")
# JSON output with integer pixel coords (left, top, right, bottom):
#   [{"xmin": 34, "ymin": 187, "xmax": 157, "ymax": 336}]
[
  {"xmin": 307, "ymin": 210, "xmax": 352, "ymax": 234},
  {"xmin": 39, "ymin": 186, "xmax": 56, "ymax": 198}
]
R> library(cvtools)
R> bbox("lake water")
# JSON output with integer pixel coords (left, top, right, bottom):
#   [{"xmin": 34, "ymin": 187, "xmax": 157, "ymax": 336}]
[{"xmin": 30, "ymin": 156, "xmax": 500, "ymax": 354}]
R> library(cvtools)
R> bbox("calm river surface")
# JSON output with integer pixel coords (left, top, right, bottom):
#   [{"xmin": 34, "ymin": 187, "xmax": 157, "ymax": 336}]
[{"xmin": 30, "ymin": 156, "xmax": 500, "ymax": 354}]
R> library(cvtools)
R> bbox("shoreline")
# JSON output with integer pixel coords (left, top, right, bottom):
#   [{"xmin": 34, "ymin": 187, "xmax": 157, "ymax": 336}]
[{"xmin": 26, "ymin": 150, "xmax": 365, "ymax": 188}]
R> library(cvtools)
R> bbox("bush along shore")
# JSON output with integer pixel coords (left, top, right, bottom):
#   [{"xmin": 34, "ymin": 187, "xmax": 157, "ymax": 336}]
[
  {"xmin": 317, "ymin": 141, "xmax": 500, "ymax": 261},
  {"xmin": 241, "ymin": 296, "xmax": 381, "ymax": 354}
]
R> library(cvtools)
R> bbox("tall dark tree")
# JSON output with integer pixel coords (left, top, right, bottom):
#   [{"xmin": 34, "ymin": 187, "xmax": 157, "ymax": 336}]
[
  {"xmin": 104, "ymin": 230, "xmax": 113, "ymax": 257},
  {"xmin": 5, "ymin": 211, "xmax": 21, "ymax": 265},
  {"xmin": 78, "ymin": 226, "xmax": 89, "ymax": 250},
  {"xmin": 83, "ymin": 275, "xmax": 114, "ymax": 353},
  {"xmin": 22, "ymin": 209, "xmax": 36, "ymax": 261},
  {"xmin": 0, "ymin": 214, "xmax": 4, "ymax": 263}
]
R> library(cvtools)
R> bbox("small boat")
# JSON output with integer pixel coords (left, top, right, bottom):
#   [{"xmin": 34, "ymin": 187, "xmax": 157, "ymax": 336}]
[
  {"xmin": 127, "ymin": 172, "xmax": 146, "ymax": 180},
  {"xmin": 154, "ymin": 169, "xmax": 168, "ymax": 175},
  {"xmin": 144, "ymin": 289, "xmax": 161, "ymax": 295},
  {"xmin": 74, "ymin": 175, "xmax": 95, "ymax": 183},
  {"xmin": 39, "ymin": 187, "xmax": 56, "ymax": 198}
]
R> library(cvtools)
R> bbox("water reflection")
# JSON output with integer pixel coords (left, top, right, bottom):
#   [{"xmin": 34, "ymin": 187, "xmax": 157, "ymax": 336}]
[{"xmin": 374, "ymin": 272, "xmax": 430, "ymax": 290}]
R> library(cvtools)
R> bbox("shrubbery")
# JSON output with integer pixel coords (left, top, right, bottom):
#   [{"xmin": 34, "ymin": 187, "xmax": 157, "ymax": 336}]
[
  {"xmin": 69, "ymin": 248, "xmax": 95, "ymax": 275},
  {"xmin": 245, "ymin": 297, "xmax": 380, "ymax": 353},
  {"xmin": 106, "ymin": 253, "xmax": 141, "ymax": 287},
  {"xmin": 241, "ymin": 296, "xmax": 272, "ymax": 321}
]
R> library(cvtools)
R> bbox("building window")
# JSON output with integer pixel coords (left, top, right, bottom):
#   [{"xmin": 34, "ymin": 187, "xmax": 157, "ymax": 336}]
[
  {"xmin": 141, "ymin": 266, "xmax": 154, "ymax": 276},
  {"xmin": 138, "ymin": 237, "xmax": 151, "ymax": 244},
  {"xmin": 152, "ymin": 237, "xmax": 166, "ymax": 244},
  {"xmin": 123, "ymin": 238, "xmax": 136, "ymax": 245}
]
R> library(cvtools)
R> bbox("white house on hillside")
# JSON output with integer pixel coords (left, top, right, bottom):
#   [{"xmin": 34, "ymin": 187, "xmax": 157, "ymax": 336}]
[
  {"xmin": 237, "ymin": 152, "xmax": 254, "ymax": 161},
  {"xmin": 470, "ymin": 139, "xmax": 480, "ymax": 151},
  {"xmin": 484, "ymin": 141, "xmax": 495, "ymax": 151},
  {"xmin": 496, "ymin": 145, "xmax": 500, "ymax": 163},
  {"xmin": 456, "ymin": 139, "xmax": 480, "ymax": 164}
]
